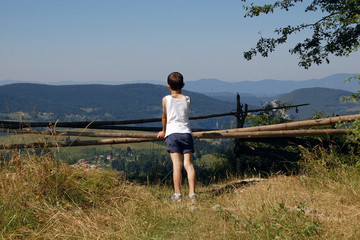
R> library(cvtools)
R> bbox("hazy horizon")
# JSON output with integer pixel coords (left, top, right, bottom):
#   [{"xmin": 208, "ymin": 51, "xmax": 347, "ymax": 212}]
[{"xmin": 1, "ymin": 72, "xmax": 358, "ymax": 86}]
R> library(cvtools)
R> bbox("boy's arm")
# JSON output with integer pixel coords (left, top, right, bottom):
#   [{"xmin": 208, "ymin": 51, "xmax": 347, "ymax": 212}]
[{"xmin": 157, "ymin": 97, "xmax": 167, "ymax": 139}]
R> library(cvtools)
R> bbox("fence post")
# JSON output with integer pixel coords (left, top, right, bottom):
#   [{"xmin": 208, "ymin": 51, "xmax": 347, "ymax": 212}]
[
  {"xmin": 236, "ymin": 93, "xmax": 241, "ymax": 128},
  {"xmin": 234, "ymin": 93, "xmax": 247, "ymax": 174}
]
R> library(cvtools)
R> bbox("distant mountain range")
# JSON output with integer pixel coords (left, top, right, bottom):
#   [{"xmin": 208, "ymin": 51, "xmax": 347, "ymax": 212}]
[
  {"xmin": 0, "ymin": 73, "xmax": 359, "ymax": 127},
  {"xmin": 2, "ymin": 73, "xmax": 358, "ymax": 96},
  {"xmin": 186, "ymin": 73, "xmax": 360, "ymax": 111},
  {"xmin": 185, "ymin": 73, "xmax": 359, "ymax": 96}
]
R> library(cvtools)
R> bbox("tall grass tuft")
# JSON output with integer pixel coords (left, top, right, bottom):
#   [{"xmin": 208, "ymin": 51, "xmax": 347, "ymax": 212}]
[
  {"xmin": 0, "ymin": 149, "xmax": 156, "ymax": 239},
  {"xmin": 299, "ymin": 144, "xmax": 360, "ymax": 195}
]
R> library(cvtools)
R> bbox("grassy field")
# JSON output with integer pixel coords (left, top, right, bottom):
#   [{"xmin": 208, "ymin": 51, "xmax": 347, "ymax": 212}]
[{"xmin": 1, "ymin": 144, "xmax": 360, "ymax": 239}]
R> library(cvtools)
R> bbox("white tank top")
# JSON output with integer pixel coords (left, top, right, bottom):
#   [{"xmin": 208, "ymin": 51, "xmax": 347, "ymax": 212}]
[{"xmin": 165, "ymin": 95, "xmax": 192, "ymax": 138}]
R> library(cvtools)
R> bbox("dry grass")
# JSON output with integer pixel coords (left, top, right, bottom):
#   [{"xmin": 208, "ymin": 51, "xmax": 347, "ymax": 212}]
[
  {"xmin": 218, "ymin": 175, "xmax": 360, "ymax": 239},
  {"xmin": 1, "ymin": 146, "xmax": 360, "ymax": 239}
]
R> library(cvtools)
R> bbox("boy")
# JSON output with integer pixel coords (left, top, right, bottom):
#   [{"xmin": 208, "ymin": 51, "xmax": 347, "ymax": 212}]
[{"xmin": 157, "ymin": 72, "xmax": 196, "ymax": 202}]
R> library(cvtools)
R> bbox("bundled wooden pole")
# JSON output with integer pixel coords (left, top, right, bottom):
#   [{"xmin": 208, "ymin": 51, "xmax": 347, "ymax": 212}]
[
  {"xmin": 194, "ymin": 113, "xmax": 360, "ymax": 136},
  {"xmin": 0, "ymin": 128, "xmax": 158, "ymax": 139},
  {"xmin": 1, "ymin": 137, "xmax": 156, "ymax": 150},
  {"xmin": 2, "ymin": 114, "xmax": 358, "ymax": 140},
  {"xmin": 1, "ymin": 114, "xmax": 358, "ymax": 149},
  {"xmin": 194, "ymin": 129, "xmax": 347, "ymax": 139},
  {"xmin": 0, "ymin": 129, "xmax": 349, "ymax": 149}
]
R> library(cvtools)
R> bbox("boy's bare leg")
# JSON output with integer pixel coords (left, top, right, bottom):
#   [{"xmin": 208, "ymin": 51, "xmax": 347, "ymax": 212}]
[
  {"xmin": 170, "ymin": 152, "xmax": 183, "ymax": 194},
  {"xmin": 183, "ymin": 152, "xmax": 196, "ymax": 196}
]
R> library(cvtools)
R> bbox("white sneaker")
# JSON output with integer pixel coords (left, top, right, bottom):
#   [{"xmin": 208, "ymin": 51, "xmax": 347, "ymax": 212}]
[
  {"xmin": 171, "ymin": 193, "xmax": 182, "ymax": 202},
  {"xmin": 189, "ymin": 194, "xmax": 196, "ymax": 199}
]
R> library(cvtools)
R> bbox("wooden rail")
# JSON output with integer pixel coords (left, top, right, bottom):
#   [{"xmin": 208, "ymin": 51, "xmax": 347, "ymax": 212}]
[
  {"xmin": 3, "ymin": 113, "xmax": 358, "ymax": 138},
  {"xmin": 1, "ymin": 114, "xmax": 358, "ymax": 149},
  {"xmin": 0, "ymin": 129, "xmax": 349, "ymax": 150}
]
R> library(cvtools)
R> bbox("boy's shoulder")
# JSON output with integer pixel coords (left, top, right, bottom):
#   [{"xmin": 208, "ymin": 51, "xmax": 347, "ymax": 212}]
[
  {"xmin": 163, "ymin": 95, "xmax": 190, "ymax": 104},
  {"xmin": 166, "ymin": 94, "xmax": 189, "ymax": 99}
]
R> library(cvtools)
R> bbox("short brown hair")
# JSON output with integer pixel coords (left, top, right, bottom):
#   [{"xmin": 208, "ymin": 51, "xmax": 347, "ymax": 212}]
[{"xmin": 167, "ymin": 72, "xmax": 184, "ymax": 90}]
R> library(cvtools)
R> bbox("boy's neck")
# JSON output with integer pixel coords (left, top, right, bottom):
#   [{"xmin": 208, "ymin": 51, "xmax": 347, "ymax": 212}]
[{"xmin": 170, "ymin": 90, "xmax": 182, "ymax": 95}]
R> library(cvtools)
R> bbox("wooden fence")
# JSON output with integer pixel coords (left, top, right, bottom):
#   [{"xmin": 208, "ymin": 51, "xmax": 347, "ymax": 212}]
[
  {"xmin": 0, "ymin": 95, "xmax": 358, "ymax": 149},
  {"xmin": 0, "ymin": 113, "xmax": 358, "ymax": 150}
]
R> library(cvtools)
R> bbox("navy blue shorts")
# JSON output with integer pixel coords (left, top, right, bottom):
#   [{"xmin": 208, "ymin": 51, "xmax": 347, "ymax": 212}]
[{"xmin": 165, "ymin": 133, "xmax": 194, "ymax": 154}]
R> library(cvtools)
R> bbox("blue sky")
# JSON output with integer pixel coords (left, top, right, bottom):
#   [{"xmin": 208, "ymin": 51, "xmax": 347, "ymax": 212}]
[{"xmin": 1, "ymin": 0, "xmax": 359, "ymax": 84}]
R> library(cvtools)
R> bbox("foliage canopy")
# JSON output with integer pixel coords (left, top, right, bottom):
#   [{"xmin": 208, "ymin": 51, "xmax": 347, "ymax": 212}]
[{"xmin": 242, "ymin": 0, "xmax": 360, "ymax": 69}]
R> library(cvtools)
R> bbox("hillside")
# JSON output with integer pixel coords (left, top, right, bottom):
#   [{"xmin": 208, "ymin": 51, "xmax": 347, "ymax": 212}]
[
  {"xmin": 203, "ymin": 92, "xmax": 271, "ymax": 107},
  {"xmin": 202, "ymin": 87, "xmax": 359, "ymax": 120},
  {"xmin": 1, "ymin": 149, "xmax": 360, "ymax": 239},
  {"xmin": 277, "ymin": 87, "xmax": 360, "ymax": 119},
  {"xmin": 0, "ymin": 83, "xmax": 235, "ymax": 129},
  {"xmin": 1, "ymin": 83, "xmax": 358, "ymax": 127}
]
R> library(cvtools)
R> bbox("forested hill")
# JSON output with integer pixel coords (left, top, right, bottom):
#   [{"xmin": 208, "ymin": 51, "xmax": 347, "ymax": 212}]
[
  {"xmin": 0, "ymin": 83, "xmax": 235, "ymax": 126},
  {"xmin": 278, "ymin": 87, "xmax": 360, "ymax": 119}
]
